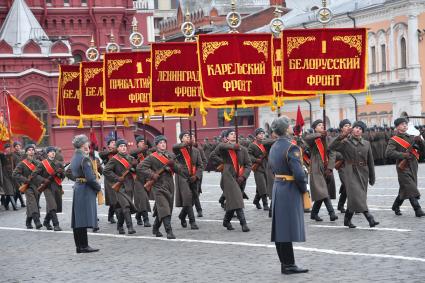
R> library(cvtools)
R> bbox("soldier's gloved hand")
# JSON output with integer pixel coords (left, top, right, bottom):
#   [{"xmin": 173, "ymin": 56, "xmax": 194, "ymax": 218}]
[
  {"xmin": 118, "ymin": 176, "xmax": 125, "ymax": 182},
  {"xmin": 401, "ymin": 152, "xmax": 411, "ymax": 159},
  {"xmin": 237, "ymin": 176, "xmax": 245, "ymax": 185},
  {"xmin": 190, "ymin": 175, "xmax": 198, "ymax": 183},
  {"xmin": 152, "ymin": 173, "xmax": 160, "ymax": 181},
  {"xmin": 325, "ymin": 168, "xmax": 333, "ymax": 176},
  {"xmin": 369, "ymin": 179, "xmax": 375, "ymax": 186},
  {"xmin": 233, "ymin": 144, "xmax": 240, "ymax": 151},
  {"xmin": 414, "ymin": 136, "xmax": 422, "ymax": 142},
  {"xmin": 166, "ymin": 159, "xmax": 174, "ymax": 167}
]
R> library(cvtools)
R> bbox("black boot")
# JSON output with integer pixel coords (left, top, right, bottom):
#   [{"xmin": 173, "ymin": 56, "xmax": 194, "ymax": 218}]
[
  {"xmin": 281, "ymin": 265, "xmax": 309, "ymax": 275},
  {"xmin": 194, "ymin": 197, "xmax": 203, "ymax": 217},
  {"xmin": 124, "ymin": 209, "xmax": 136, "ymax": 234},
  {"xmin": 236, "ymin": 209, "xmax": 250, "ymax": 232},
  {"xmin": 269, "ymin": 200, "xmax": 272, "ymax": 218},
  {"xmin": 262, "ymin": 195, "xmax": 269, "ymax": 211},
  {"xmin": 163, "ymin": 215, "xmax": 176, "ymax": 239},
  {"xmin": 409, "ymin": 197, "xmax": 425, "ymax": 217},
  {"xmin": 108, "ymin": 206, "xmax": 116, "ymax": 224},
  {"xmin": 116, "ymin": 208, "xmax": 125, "ymax": 234},
  {"xmin": 187, "ymin": 206, "xmax": 199, "ymax": 230},
  {"xmin": 135, "ymin": 212, "xmax": 143, "ymax": 226},
  {"xmin": 7, "ymin": 196, "xmax": 18, "ymax": 211},
  {"xmin": 26, "ymin": 217, "xmax": 33, "ymax": 229},
  {"xmin": 43, "ymin": 212, "xmax": 53, "ymax": 230},
  {"xmin": 223, "ymin": 210, "xmax": 235, "ymax": 230},
  {"xmin": 179, "ymin": 208, "xmax": 188, "ymax": 228},
  {"xmin": 219, "ymin": 194, "xmax": 226, "ymax": 209},
  {"xmin": 32, "ymin": 213, "xmax": 42, "ymax": 229},
  {"xmin": 253, "ymin": 193, "xmax": 262, "ymax": 209},
  {"xmin": 51, "ymin": 211, "xmax": 62, "ymax": 231},
  {"xmin": 16, "ymin": 193, "xmax": 26, "ymax": 208},
  {"xmin": 344, "ymin": 211, "xmax": 356, "ymax": 228},
  {"xmin": 152, "ymin": 217, "xmax": 163, "ymax": 237},
  {"xmin": 142, "ymin": 211, "xmax": 151, "ymax": 227},
  {"xmin": 324, "ymin": 198, "xmax": 338, "ymax": 221},
  {"xmin": 77, "ymin": 228, "xmax": 99, "ymax": 253},
  {"xmin": 337, "ymin": 185, "xmax": 347, "ymax": 213},
  {"xmin": 392, "ymin": 195, "xmax": 403, "ymax": 216},
  {"xmin": 363, "ymin": 211, "xmax": 379, "ymax": 227},
  {"xmin": 310, "ymin": 200, "xmax": 323, "ymax": 221}
]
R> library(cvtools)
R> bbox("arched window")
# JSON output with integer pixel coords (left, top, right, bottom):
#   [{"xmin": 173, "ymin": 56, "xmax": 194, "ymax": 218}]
[
  {"xmin": 371, "ymin": 46, "xmax": 376, "ymax": 73},
  {"xmin": 23, "ymin": 96, "xmax": 49, "ymax": 146},
  {"xmin": 400, "ymin": 37, "xmax": 407, "ymax": 68}
]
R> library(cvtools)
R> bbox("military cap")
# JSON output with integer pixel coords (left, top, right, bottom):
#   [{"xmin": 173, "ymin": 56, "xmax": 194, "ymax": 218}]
[
  {"xmin": 254, "ymin": 128, "xmax": 265, "ymax": 136},
  {"xmin": 72, "ymin": 134, "xmax": 89, "ymax": 149},
  {"xmin": 179, "ymin": 131, "xmax": 190, "ymax": 141},
  {"xmin": 154, "ymin": 135, "xmax": 167, "ymax": 145},
  {"xmin": 46, "ymin": 146, "xmax": 56, "ymax": 153},
  {"xmin": 271, "ymin": 116, "xmax": 290, "ymax": 136},
  {"xmin": 352, "ymin": 121, "xmax": 367, "ymax": 132},
  {"xmin": 24, "ymin": 144, "xmax": 35, "ymax": 152},
  {"xmin": 311, "ymin": 119, "xmax": 323, "ymax": 130},
  {"xmin": 339, "ymin": 119, "xmax": 351, "ymax": 129},
  {"xmin": 394, "ymin": 117, "xmax": 408, "ymax": 127},
  {"xmin": 116, "ymin": 139, "xmax": 128, "ymax": 147}
]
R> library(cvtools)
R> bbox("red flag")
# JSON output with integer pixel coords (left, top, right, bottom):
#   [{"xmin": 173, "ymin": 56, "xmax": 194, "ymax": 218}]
[
  {"xmin": 90, "ymin": 129, "xmax": 98, "ymax": 149},
  {"xmin": 5, "ymin": 93, "xmax": 45, "ymax": 143},
  {"xmin": 294, "ymin": 105, "xmax": 304, "ymax": 136}
]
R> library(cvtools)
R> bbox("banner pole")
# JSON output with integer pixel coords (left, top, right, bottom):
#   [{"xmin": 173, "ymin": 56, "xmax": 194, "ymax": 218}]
[
  {"xmin": 142, "ymin": 112, "xmax": 147, "ymax": 141},
  {"xmin": 322, "ymin": 93, "xmax": 326, "ymax": 131},
  {"xmin": 161, "ymin": 114, "xmax": 165, "ymax": 135},
  {"xmin": 234, "ymin": 102, "xmax": 239, "ymax": 144},
  {"xmin": 114, "ymin": 117, "xmax": 117, "ymax": 141},
  {"xmin": 193, "ymin": 107, "xmax": 198, "ymax": 143}
]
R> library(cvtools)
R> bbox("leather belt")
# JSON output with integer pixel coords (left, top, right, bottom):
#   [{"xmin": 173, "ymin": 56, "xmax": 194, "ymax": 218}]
[
  {"xmin": 76, "ymin": 178, "xmax": 87, "ymax": 183},
  {"xmin": 275, "ymin": 174, "xmax": 295, "ymax": 181},
  {"xmin": 346, "ymin": 161, "xmax": 367, "ymax": 167}
]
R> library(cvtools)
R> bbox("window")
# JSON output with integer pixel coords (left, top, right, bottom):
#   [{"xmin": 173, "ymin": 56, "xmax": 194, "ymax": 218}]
[
  {"xmin": 73, "ymin": 53, "xmax": 83, "ymax": 64},
  {"xmin": 371, "ymin": 46, "xmax": 376, "ymax": 73},
  {"xmin": 23, "ymin": 96, "xmax": 49, "ymax": 147},
  {"xmin": 380, "ymin": 44, "xmax": 386, "ymax": 72},
  {"xmin": 81, "ymin": 0, "xmax": 87, "ymax": 5},
  {"xmin": 64, "ymin": 0, "xmax": 70, "ymax": 5},
  {"xmin": 46, "ymin": 0, "xmax": 52, "ymax": 5},
  {"xmin": 400, "ymin": 37, "xmax": 407, "ymax": 68}
]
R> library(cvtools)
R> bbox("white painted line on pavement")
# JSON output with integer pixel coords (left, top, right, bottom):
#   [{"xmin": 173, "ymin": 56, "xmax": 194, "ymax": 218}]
[
  {"xmin": 310, "ymin": 225, "xmax": 411, "ymax": 232},
  {"xmin": 0, "ymin": 226, "xmax": 424, "ymax": 263}
]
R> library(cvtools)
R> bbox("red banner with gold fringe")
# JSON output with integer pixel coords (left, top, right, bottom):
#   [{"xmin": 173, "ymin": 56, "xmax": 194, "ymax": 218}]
[
  {"xmin": 57, "ymin": 65, "xmax": 80, "ymax": 120},
  {"xmin": 281, "ymin": 28, "xmax": 367, "ymax": 94},
  {"xmin": 197, "ymin": 33, "xmax": 274, "ymax": 104},
  {"xmin": 80, "ymin": 61, "xmax": 104, "ymax": 119},
  {"xmin": 151, "ymin": 42, "xmax": 201, "ymax": 110},
  {"xmin": 103, "ymin": 51, "xmax": 151, "ymax": 113}
]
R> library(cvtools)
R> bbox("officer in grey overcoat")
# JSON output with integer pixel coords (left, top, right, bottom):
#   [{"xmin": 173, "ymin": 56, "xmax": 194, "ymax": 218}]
[{"xmin": 268, "ymin": 117, "xmax": 308, "ymax": 275}]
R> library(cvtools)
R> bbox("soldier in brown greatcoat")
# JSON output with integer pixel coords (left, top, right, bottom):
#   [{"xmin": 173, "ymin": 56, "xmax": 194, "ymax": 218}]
[
  {"xmin": 99, "ymin": 138, "xmax": 118, "ymax": 224},
  {"xmin": 329, "ymin": 121, "xmax": 379, "ymax": 228},
  {"xmin": 336, "ymin": 119, "xmax": 351, "ymax": 213},
  {"xmin": 138, "ymin": 135, "xmax": 183, "ymax": 239},
  {"xmin": 0, "ymin": 143, "xmax": 18, "ymax": 210},
  {"xmin": 304, "ymin": 120, "xmax": 338, "ymax": 222},
  {"xmin": 12, "ymin": 141, "xmax": 26, "ymax": 208},
  {"xmin": 385, "ymin": 117, "xmax": 425, "ymax": 217},
  {"xmin": 130, "ymin": 136, "xmax": 152, "ymax": 227},
  {"xmin": 192, "ymin": 133, "xmax": 206, "ymax": 217},
  {"xmin": 12, "ymin": 144, "xmax": 44, "ymax": 229},
  {"xmin": 174, "ymin": 131, "xmax": 203, "ymax": 230},
  {"xmin": 103, "ymin": 139, "xmax": 137, "ymax": 234}
]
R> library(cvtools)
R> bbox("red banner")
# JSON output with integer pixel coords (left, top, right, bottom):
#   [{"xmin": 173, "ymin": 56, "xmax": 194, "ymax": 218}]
[
  {"xmin": 103, "ymin": 52, "xmax": 150, "ymax": 113},
  {"xmin": 198, "ymin": 33, "xmax": 274, "ymax": 104},
  {"xmin": 282, "ymin": 28, "xmax": 367, "ymax": 94},
  {"xmin": 151, "ymin": 42, "xmax": 201, "ymax": 109},
  {"xmin": 80, "ymin": 61, "xmax": 104, "ymax": 119},
  {"xmin": 5, "ymin": 93, "xmax": 45, "ymax": 144},
  {"xmin": 57, "ymin": 65, "xmax": 80, "ymax": 120}
]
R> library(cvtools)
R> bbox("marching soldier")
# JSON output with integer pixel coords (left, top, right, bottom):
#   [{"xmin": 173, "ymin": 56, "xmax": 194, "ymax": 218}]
[
  {"xmin": 212, "ymin": 129, "xmax": 251, "ymax": 232},
  {"xmin": 304, "ymin": 120, "xmax": 338, "ymax": 222},
  {"xmin": 12, "ymin": 144, "xmax": 44, "ymax": 229},
  {"xmin": 0, "ymin": 143, "xmax": 18, "ymax": 210},
  {"xmin": 103, "ymin": 139, "xmax": 137, "ymax": 234},
  {"xmin": 32, "ymin": 146, "xmax": 65, "ymax": 231},
  {"xmin": 12, "ymin": 141, "xmax": 26, "ymax": 208},
  {"xmin": 174, "ymin": 131, "xmax": 203, "ymax": 230},
  {"xmin": 130, "ymin": 136, "xmax": 152, "ymax": 227},
  {"xmin": 192, "ymin": 133, "xmax": 206, "ymax": 217},
  {"xmin": 248, "ymin": 128, "xmax": 271, "ymax": 211},
  {"xmin": 385, "ymin": 117, "xmax": 425, "ymax": 217},
  {"xmin": 69, "ymin": 135, "xmax": 101, "ymax": 253},
  {"xmin": 336, "ymin": 119, "xmax": 351, "ymax": 213},
  {"xmin": 329, "ymin": 121, "xmax": 379, "ymax": 228},
  {"xmin": 269, "ymin": 117, "xmax": 308, "ymax": 275},
  {"xmin": 99, "ymin": 138, "xmax": 117, "ymax": 224},
  {"xmin": 138, "ymin": 135, "xmax": 183, "ymax": 239}
]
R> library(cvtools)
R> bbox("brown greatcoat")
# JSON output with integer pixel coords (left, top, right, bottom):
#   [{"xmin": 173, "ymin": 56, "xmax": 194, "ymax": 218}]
[
  {"xmin": 13, "ymin": 159, "xmax": 44, "ymax": 216},
  {"xmin": 329, "ymin": 135, "xmax": 375, "ymax": 212},
  {"xmin": 103, "ymin": 153, "xmax": 137, "ymax": 213},
  {"xmin": 138, "ymin": 150, "xmax": 183, "ymax": 220},
  {"xmin": 213, "ymin": 143, "xmax": 252, "ymax": 211},
  {"xmin": 99, "ymin": 149, "xmax": 118, "ymax": 206},
  {"xmin": 304, "ymin": 133, "xmax": 336, "ymax": 201},
  {"xmin": 173, "ymin": 143, "xmax": 203, "ymax": 207},
  {"xmin": 32, "ymin": 158, "xmax": 65, "ymax": 213},
  {"xmin": 0, "ymin": 153, "xmax": 16, "ymax": 196},
  {"xmin": 385, "ymin": 133, "xmax": 424, "ymax": 200},
  {"xmin": 248, "ymin": 139, "xmax": 275, "ymax": 197},
  {"xmin": 130, "ymin": 147, "xmax": 152, "ymax": 212}
]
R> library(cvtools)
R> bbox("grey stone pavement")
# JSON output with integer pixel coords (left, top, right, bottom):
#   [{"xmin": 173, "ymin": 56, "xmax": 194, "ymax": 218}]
[{"xmin": 1, "ymin": 164, "xmax": 425, "ymax": 282}]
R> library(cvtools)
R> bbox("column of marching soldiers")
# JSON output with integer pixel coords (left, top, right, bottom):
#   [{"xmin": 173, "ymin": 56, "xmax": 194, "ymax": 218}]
[{"xmin": 1, "ymin": 116, "xmax": 425, "ymax": 239}]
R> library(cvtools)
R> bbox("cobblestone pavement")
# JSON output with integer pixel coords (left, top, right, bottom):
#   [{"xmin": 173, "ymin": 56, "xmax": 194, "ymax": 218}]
[{"xmin": 1, "ymin": 164, "xmax": 425, "ymax": 282}]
